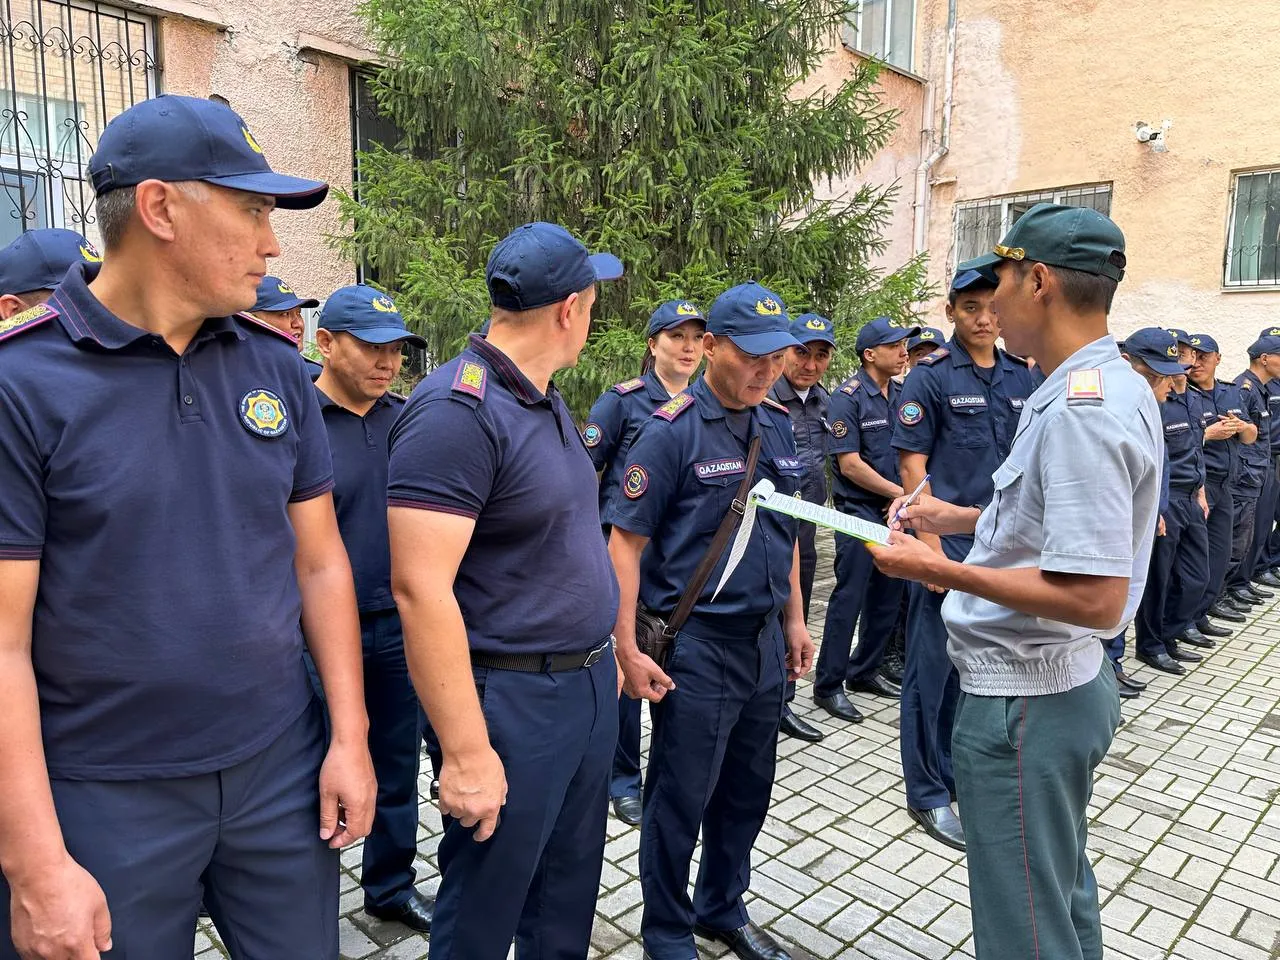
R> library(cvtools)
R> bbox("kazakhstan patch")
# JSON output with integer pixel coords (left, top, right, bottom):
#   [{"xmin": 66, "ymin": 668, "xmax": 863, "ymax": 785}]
[
  {"xmin": 582, "ymin": 422, "xmax": 603, "ymax": 447},
  {"xmin": 239, "ymin": 388, "xmax": 289, "ymax": 438},
  {"xmin": 898, "ymin": 400, "xmax": 924, "ymax": 426},
  {"xmin": 624, "ymin": 464, "xmax": 649, "ymax": 499},
  {"xmin": 831, "ymin": 419, "xmax": 849, "ymax": 438}
]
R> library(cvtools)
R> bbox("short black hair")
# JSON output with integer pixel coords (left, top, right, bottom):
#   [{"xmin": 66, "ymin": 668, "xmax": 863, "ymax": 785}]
[{"xmin": 1016, "ymin": 261, "xmax": 1118, "ymax": 313}]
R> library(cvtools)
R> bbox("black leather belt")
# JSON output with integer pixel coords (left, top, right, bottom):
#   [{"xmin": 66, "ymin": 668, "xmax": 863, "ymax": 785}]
[{"xmin": 471, "ymin": 638, "xmax": 612, "ymax": 673}]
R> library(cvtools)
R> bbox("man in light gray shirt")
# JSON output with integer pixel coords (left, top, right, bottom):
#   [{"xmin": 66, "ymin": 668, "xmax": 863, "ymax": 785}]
[{"xmin": 868, "ymin": 203, "xmax": 1162, "ymax": 960}]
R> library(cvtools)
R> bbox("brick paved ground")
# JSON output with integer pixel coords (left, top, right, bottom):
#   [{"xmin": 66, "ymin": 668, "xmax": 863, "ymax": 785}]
[{"xmin": 197, "ymin": 535, "xmax": 1280, "ymax": 959}]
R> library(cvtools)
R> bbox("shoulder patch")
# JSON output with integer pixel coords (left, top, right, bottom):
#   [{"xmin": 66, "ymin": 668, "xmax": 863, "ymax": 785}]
[
  {"xmin": 0, "ymin": 302, "xmax": 56, "ymax": 343},
  {"xmin": 1241, "ymin": 379, "xmax": 1253, "ymax": 390},
  {"xmin": 1066, "ymin": 368, "xmax": 1105, "ymax": 403},
  {"xmin": 612, "ymin": 377, "xmax": 646, "ymax": 395},
  {"xmin": 451, "ymin": 360, "xmax": 488, "ymax": 400},
  {"xmin": 653, "ymin": 391, "xmax": 694, "ymax": 422},
  {"xmin": 840, "ymin": 378, "xmax": 860, "ymax": 395},
  {"xmin": 762, "ymin": 396, "xmax": 788, "ymax": 414},
  {"xmin": 235, "ymin": 311, "xmax": 299, "ymax": 345},
  {"xmin": 917, "ymin": 347, "xmax": 950, "ymax": 366}
]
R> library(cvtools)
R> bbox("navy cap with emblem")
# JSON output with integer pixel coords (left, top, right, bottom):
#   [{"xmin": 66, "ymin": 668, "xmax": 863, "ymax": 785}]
[
  {"xmin": 318, "ymin": 284, "xmax": 426, "ymax": 347},
  {"xmin": 855, "ymin": 316, "xmax": 921, "ymax": 356},
  {"xmin": 88, "ymin": 95, "xmax": 328, "ymax": 209},
  {"xmin": 1248, "ymin": 334, "xmax": 1280, "ymax": 359},
  {"xmin": 1188, "ymin": 332, "xmax": 1219, "ymax": 354},
  {"xmin": 1164, "ymin": 327, "xmax": 1195, "ymax": 348},
  {"xmin": 1260, "ymin": 326, "xmax": 1280, "ymax": 340},
  {"xmin": 706, "ymin": 282, "xmax": 800, "ymax": 356},
  {"xmin": 907, "ymin": 325, "xmax": 946, "ymax": 352},
  {"xmin": 647, "ymin": 299, "xmax": 706, "ymax": 337},
  {"xmin": 1120, "ymin": 327, "xmax": 1189, "ymax": 376},
  {"xmin": 951, "ymin": 256, "xmax": 999, "ymax": 292},
  {"xmin": 0, "ymin": 228, "xmax": 101, "ymax": 294},
  {"xmin": 970, "ymin": 202, "xmax": 1127, "ymax": 282},
  {"xmin": 789, "ymin": 313, "xmax": 836, "ymax": 347},
  {"xmin": 485, "ymin": 222, "xmax": 623, "ymax": 311},
  {"xmin": 252, "ymin": 275, "xmax": 319, "ymax": 313}
]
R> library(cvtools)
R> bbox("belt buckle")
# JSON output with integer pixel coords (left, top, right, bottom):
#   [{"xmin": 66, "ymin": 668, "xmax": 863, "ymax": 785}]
[{"xmin": 583, "ymin": 641, "xmax": 609, "ymax": 668}]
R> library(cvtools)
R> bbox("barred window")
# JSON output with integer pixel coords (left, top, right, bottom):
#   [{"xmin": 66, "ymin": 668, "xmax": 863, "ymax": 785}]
[
  {"xmin": 851, "ymin": 0, "xmax": 915, "ymax": 72},
  {"xmin": 953, "ymin": 184, "xmax": 1113, "ymax": 268},
  {"xmin": 1225, "ymin": 169, "xmax": 1280, "ymax": 289},
  {"xmin": 0, "ymin": 0, "xmax": 157, "ymax": 250}
]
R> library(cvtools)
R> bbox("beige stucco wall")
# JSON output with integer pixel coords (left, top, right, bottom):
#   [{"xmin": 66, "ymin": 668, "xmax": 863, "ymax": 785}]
[
  {"xmin": 157, "ymin": 3, "xmax": 366, "ymax": 303},
  {"xmin": 910, "ymin": 0, "xmax": 1280, "ymax": 362}
]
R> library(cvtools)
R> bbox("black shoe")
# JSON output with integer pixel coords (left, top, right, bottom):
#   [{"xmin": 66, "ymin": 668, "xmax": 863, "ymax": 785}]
[
  {"xmin": 612, "ymin": 795, "xmax": 642, "ymax": 826},
  {"xmin": 813, "ymin": 691, "xmax": 863, "ymax": 723},
  {"xmin": 846, "ymin": 674, "xmax": 902, "ymax": 699},
  {"xmin": 1170, "ymin": 644, "xmax": 1202, "ymax": 663},
  {"xmin": 907, "ymin": 804, "xmax": 966, "ymax": 851},
  {"xmin": 1229, "ymin": 589, "xmax": 1261, "ymax": 607},
  {"xmin": 366, "ymin": 891, "xmax": 434, "ymax": 933},
  {"xmin": 1176, "ymin": 627, "xmax": 1215, "ymax": 649},
  {"xmin": 430, "ymin": 779, "xmax": 439, "ymax": 801},
  {"xmin": 695, "ymin": 921, "xmax": 791, "ymax": 960},
  {"xmin": 1115, "ymin": 670, "xmax": 1147, "ymax": 691},
  {"xmin": 1244, "ymin": 584, "xmax": 1272, "ymax": 600},
  {"xmin": 778, "ymin": 706, "xmax": 824, "ymax": 742},
  {"xmin": 1208, "ymin": 602, "xmax": 1247, "ymax": 623},
  {"xmin": 880, "ymin": 648, "xmax": 904, "ymax": 685},
  {"xmin": 1118, "ymin": 684, "xmax": 1141, "ymax": 699},
  {"xmin": 1196, "ymin": 617, "xmax": 1233, "ymax": 638},
  {"xmin": 1137, "ymin": 652, "xmax": 1185, "ymax": 675},
  {"xmin": 1254, "ymin": 571, "xmax": 1280, "ymax": 589}
]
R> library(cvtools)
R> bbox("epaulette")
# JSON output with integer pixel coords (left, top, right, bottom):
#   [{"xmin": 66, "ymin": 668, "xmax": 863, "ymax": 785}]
[
  {"xmin": 762, "ymin": 396, "xmax": 788, "ymax": 414},
  {"xmin": 612, "ymin": 377, "xmax": 646, "ymax": 395},
  {"xmin": 235, "ymin": 311, "xmax": 298, "ymax": 345},
  {"xmin": 653, "ymin": 392, "xmax": 694, "ymax": 421},
  {"xmin": 917, "ymin": 347, "xmax": 950, "ymax": 366},
  {"xmin": 451, "ymin": 360, "xmax": 487, "ymax": 401},
  {"xmin": 0, "ymin": 302, "xmax": 56, "ymax": 343},
  {"xmin": 1241, "ymin": 379, "xmax": 1253, "ymax": 390},
  {"xmin": 1066, "ymin": 368, "xmax": 1104, "ymax": 404},
  {"xmin": 840, "ymin": 378, "xmax": 860, "ymax": 395}
]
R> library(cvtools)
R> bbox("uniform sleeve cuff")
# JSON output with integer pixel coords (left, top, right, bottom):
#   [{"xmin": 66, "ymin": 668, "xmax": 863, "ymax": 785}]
[
  {"xmin": 1040, "ymin": 552, "xmax": 1133, "ymax": 578},
  {"xmin": 289, "ymin": 477, "xmax": 336, "ymax": 503},
  {"xmin": 0, "ymin": 543, "xmax": 42, "ymax": 560},
  {"xmin": 387, "ymin": 496, "xmax": 480, "ymax": 519}
]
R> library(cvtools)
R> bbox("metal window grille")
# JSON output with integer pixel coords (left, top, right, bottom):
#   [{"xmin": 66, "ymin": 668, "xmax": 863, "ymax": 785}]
[
  {"xmin": 850, "ymin": 0, "xmax": 915, "ymax": 72},
  {"xmin": 953, "ymin": 183, "xmax": 1113, "ymax": 269},
  {"xmin": 0, "ymin": 0, "xmax": 156, "ymax": 251},
  {"xmin": 1225, "ymin": 169, "xmax": 1280, "ymax": 289}
]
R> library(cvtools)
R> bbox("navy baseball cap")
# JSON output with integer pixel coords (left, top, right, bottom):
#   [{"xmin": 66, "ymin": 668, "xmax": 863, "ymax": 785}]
[
  {"xmin": 0, "ymin": 228, "xmax": 101, "ymax": 293},
  {"xmin": 952, "ymin": 257, "xmax": 1000, "ymax": 292},
  {"xmin": 1248, "ymin": 335, "xmax": 1280, "ymax": 359},
  {"xmin": 707, "ymin": 282, "xmax": 800, "ymax": 356},
  {"xmin": 1189, "ymin": 333, "xmax": 1219, "ymax": 354},
  {"xmin": 790, "ymin": 313, "xmax": 836, "ymax": 347},
  {"xmin": 1165, "ymin": 327, "xmax": 1195, "ymax": 347},
  {"xmin": 485, "ymin": 222, "xmax": 623, "ymax": 311},
  {"xmin": 647, "ymin": 299, "xmax": 706, "ymax": 336},
  {"xmin": 1121, "ymin": 328, "xmax": 1188, "ymax": 376},
  {"xmin": 1261, "ymin": 325, "xmax": 1280, "ymax": 339},
  {"xmin": 89, "ymin": 95, "xmax": 328, "ymax": 209},
  {"xmin": 855, "ymin": 316, "xmax": 921, "ymax": 356},
  {"xmin": 908, "ymin": 326, "xmax": 946, "ymax": 352},
  {"xmin": 252, "ymin": 275, "xmax": 319, "ymax": 313},
  {"xmin": 318, "ymin": 285, "xmax": 426, "ymax": 347}
]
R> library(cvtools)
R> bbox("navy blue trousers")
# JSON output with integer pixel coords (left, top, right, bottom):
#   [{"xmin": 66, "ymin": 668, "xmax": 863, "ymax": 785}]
[
  {"xmin": 1196, "ymin": 478, "xmax": 1236, "ymax": 620},
  {"xmin": 427, "ymin": 651, "xmax": 616, "ymax": 960},
  {"xmin": 782, "ymin": 521, "xmax": 818, "ymax": 705},
  {"xmin": 1251, "ymin": 457, "xmax": 1280, "ymax": 573},
  {"xmin": 1226, "ymin": 494, "xmax": 1260, "ymax": 592},
  {"xmin": 1135, "ymin": 492, "xmax": 1209, "ymax": 657},
  {"xmin": 359, "ymin": 610, "xmax": 424, "ymax": 910},
  {"xmin": 612, "ymin": 694, "xmax": 643, "ymax": 799},
  {"xmin": 1102, "ymin": 633, "xmax": 1125, "ymax": 671},
  {"xmin": 640, "ymin": 622, "xmax": 785, "ymax": 959},
  {"xmin": 1, "ymin": 701, "xmax": 338, "ymax": 959},
  {"xmin": 817, "ymin": 530, "xmax": 904, "ymax": 697},
  {"xmin": 899, "ymin": 585, "xmax": 959, "ymax": 811}
]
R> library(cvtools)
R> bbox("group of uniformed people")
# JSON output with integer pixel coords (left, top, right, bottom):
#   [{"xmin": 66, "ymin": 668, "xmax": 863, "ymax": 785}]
[{"xmin": 0, "ymin": 91, "xmax": 1255, "ymax": 960}]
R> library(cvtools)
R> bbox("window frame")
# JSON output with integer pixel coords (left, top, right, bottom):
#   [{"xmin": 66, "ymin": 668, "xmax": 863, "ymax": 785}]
[
  {"xmin": 850, "ymin": 0, "xmax": 916, "ymax": 73},
  {"xmin": 1223, "ymin": 167, "xmax": 1280, "ymax": 292},
  {"xmin": 952, "ymin": 183, "xmax": 1114, "ymax": 272}
]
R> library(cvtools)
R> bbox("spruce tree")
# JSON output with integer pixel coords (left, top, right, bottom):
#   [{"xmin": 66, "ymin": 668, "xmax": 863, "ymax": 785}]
[{"xmin": 340, "ymin": 0, "xmax": 932, "ymax": 411}]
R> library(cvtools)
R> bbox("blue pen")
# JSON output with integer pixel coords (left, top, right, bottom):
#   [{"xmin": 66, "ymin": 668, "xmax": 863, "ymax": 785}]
[{"xmin": 894, "ymin": 474, "xmax": 931, "ymax": 526}]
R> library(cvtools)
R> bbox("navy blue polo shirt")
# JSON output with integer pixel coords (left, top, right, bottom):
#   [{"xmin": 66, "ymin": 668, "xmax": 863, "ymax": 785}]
[
  {"xmin": 387, "ymin": 334, "xmax": 618, "ymax": 655},
  {"xmin": 583, "ymin": 369, "xmax": 674, "ymax": 521},
  {"xmin": 1162, "ymin": 389, "xmax": 1205, "ymax": 493},
  {"xmin": 767, "ymin": 376, "xmax": 831, "ymax": 507},
  {"xmin": 0, "ymin": 263, "xmax": 333, "ymax": 780},
  {"xmin": 1188, "ymin": 381, "xmax": 1246, "ymax": 485},
  {"xmin": 891, "ymin": 340, "xmax": 1039, "ymax": 561},
  {"xmin": 317, "ymin": 386, "xmax": 403, "ymax": 613},
  {"xmin": 827, "ymin": 368, "xmax": 902, "ymax": 521},
  {"xmin": 605, "ymin": 377, "xmax": 800, "ymax": 638},
  {"xmin": 1267, "ymin": 379, "xmax": 1280, "ymax": 451}
]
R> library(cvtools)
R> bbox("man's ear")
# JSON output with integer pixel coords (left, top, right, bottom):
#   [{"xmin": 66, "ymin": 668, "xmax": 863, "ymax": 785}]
[
  {"xmin": 315, "ymin": 327, "xmax": 335, "ymax": 359},
  {"xmin": 557, "ymin": 291, "xmax": 580, "ymax": 330},
  {"xmin": 0, "ymin": 294, "xmax": 29, "ymax": 320},
  {"xmin": 133, "ymin": 179, "xmax": 182, "ymax": 243}
]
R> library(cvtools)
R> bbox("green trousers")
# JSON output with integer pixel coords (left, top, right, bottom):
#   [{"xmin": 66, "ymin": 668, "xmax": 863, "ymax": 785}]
[{"xmin": 953, "ymin": 662, "xmax": 1120, "ymax": 960}]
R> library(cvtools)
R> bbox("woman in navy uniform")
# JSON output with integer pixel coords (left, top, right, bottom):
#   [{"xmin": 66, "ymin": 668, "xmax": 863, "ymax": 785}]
[{"xmin": 583, "ymin": 300, "xmax": 706, "ymax": 826}]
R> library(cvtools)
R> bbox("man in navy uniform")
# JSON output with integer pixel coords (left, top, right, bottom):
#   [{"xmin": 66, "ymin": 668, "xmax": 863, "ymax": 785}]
[
  {"xmin": 1222, "ymin": 339, "xmax": 1274, "ymax": 610},
  {"xmin": 906, "ymin": 325, "xmax": 946, "ymax": 369},
  {"xmin": 0, "ymin": 95, "xmax": 375, "ymax": 959},
  {"xmin": 251, "ymin": 274, "xmax": 322, "ymax": 377},
  {"xmin": 769, "ymin": 312, "xmax": 836, "ymax": 743},
  {"xmin": 891, "ymin": 261, "xmax": 1040, "ymax": 851},
  {"xmin": 1257, "ymin": 326, "xmax": 1280, "ymax": 586},
  {"xmin": 312, "ymin": 285, "xmax": 435, "ymax": 931},
  {"xmin": 388, "ymin": 222, "xmax": 623, "ymax": 960},
  {"xmin": 0, "ymin": 227, "xmax": 102, "ymax": 318},
  {"xmin": 609, "ymin": 282, "xmax": 815, "ymax": 960},
  {"xmin": 815, "ymin": 316, "xmax": 917, "ymax": 724}
]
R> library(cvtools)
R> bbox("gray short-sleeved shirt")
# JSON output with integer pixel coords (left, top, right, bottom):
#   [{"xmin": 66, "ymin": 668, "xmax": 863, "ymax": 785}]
[{"xmin": 941, "ymin": 335, "xmax": 1163, "ymax": 697}]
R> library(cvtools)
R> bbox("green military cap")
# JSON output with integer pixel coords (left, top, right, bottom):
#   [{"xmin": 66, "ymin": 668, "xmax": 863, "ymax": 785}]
[{"xmin": 970, "ymin": 202, "xmax": 1127, "ymax": 283}]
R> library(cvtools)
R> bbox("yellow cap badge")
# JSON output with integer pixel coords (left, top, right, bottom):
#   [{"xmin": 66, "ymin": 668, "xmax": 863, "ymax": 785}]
[
  {"xmin": 1190, "ymin": 336, "xmax": 1202, "ymax": 346},
  {"xmin": 1166, "ymin": 343, "xmax": 1178, "ymax": 358},
  {"xmin": 805, "ymin": 317, "xmax": 827, "ymax": 331},
  {"xmin": 239, "ymin": 388, "xmax": 289, "ymax": 438},
  {"xmin": 920, "ymin": 331, "xmax": 935, "ymax": 339},
  {"xmin": 1269, "ymin": 328, "xmax": 1280, "ymax": 337},
  {"xmin": 755, "ymin": 298, "xmax": 782, "ymax": 316},
  {"xmin": 994, "ymin": 244, "xmax": 1026, "ymax": 261},
  {"xmin": 675, "ymin": 302, "xmax": 699, "ymax": 317},
  {"xmin": 278, "ymin": 282, "xmax": 293, "ymax": 294},
  {"xmin": 371, "ymin": 295, "xmax": 397, "ymax": 313},
  {"xmin": 242, "ymin": 127, "xmax": 264, "ymax": 154},
  {"xmin": 79, "ymin": 242, "xmax": 102, "ymax": 263}
]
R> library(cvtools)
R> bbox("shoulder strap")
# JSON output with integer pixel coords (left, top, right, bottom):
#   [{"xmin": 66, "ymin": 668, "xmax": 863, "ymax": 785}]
[{"xmin": 665, "ymin": 433, "xmax": 764, "ymax": 636}]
